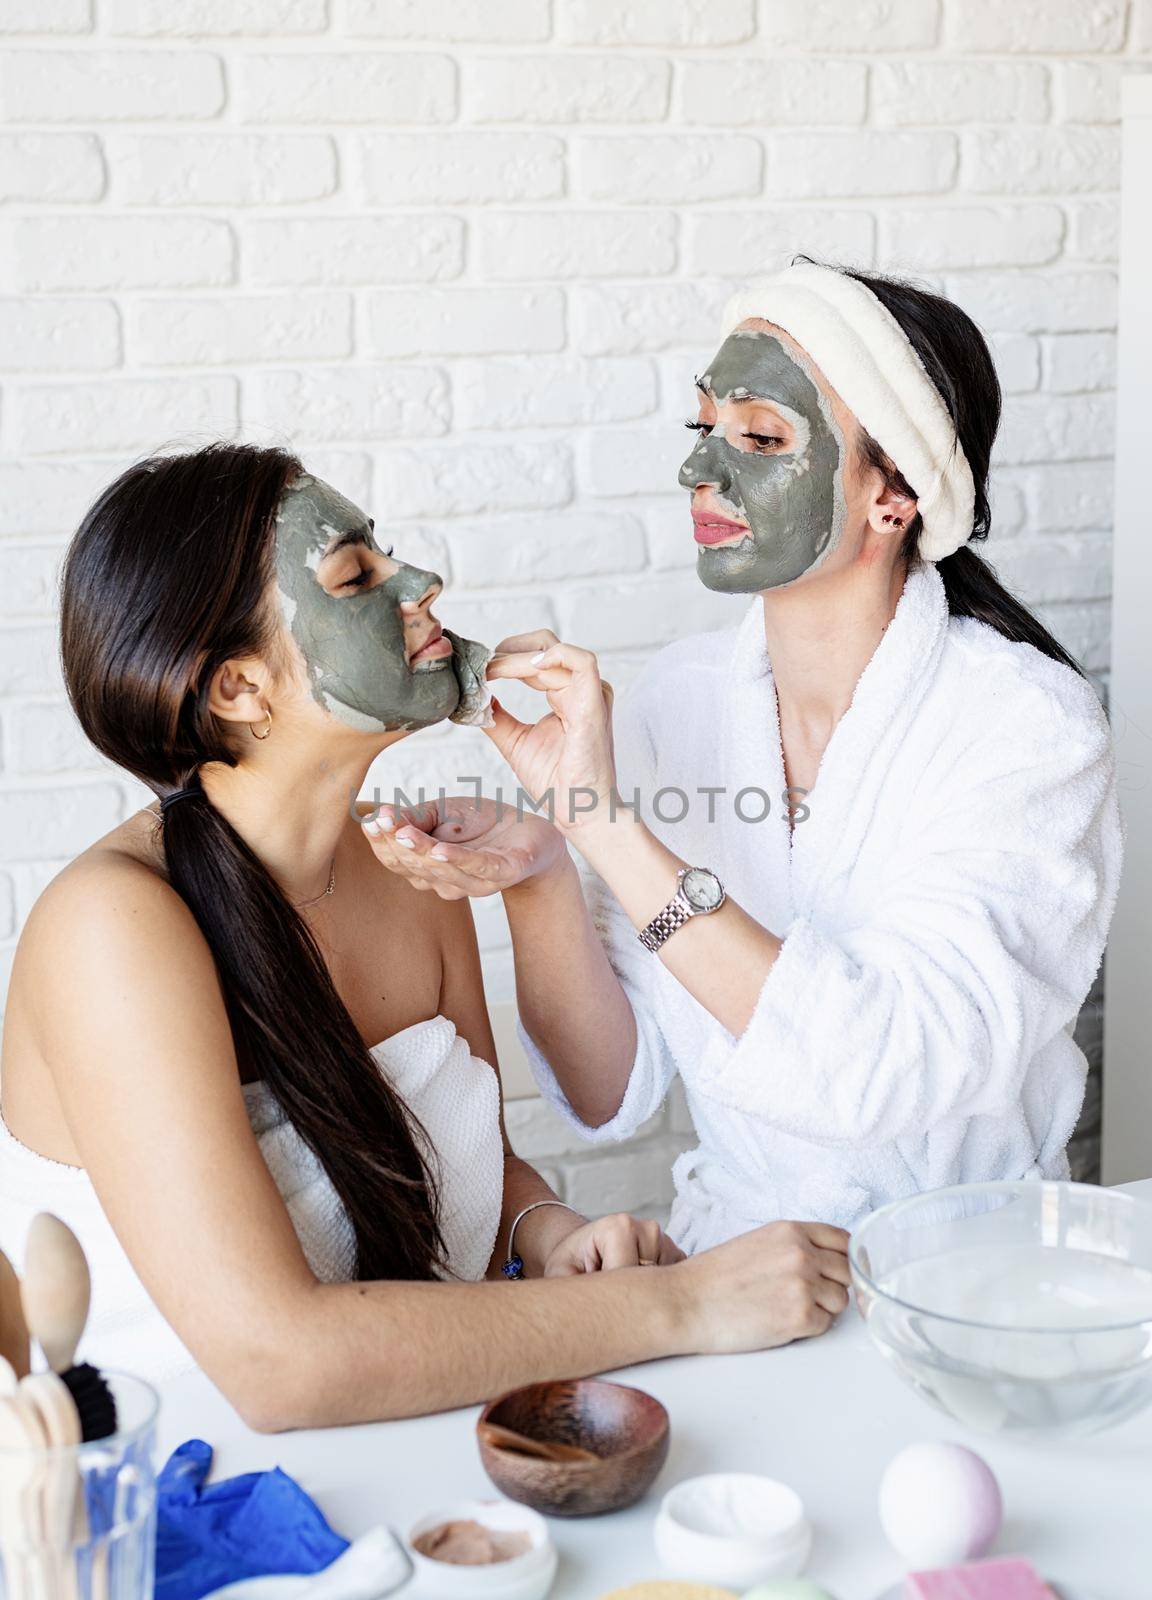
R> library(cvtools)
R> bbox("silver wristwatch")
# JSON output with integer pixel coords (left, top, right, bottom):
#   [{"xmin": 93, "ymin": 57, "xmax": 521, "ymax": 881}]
[{"xmin": 638, "ymin": 866, "xmax": 726, "ymax": 953}]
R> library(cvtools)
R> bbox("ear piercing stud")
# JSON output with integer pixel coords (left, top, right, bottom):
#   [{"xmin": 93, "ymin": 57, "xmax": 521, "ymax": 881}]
[{"xmin": 883, "ymin": 515, "xmax": 905, "ymax": 529}]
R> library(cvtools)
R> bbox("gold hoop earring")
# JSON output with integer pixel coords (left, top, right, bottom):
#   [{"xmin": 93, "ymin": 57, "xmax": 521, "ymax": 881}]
[{"xmin": 250, "ymin": 709, "xmax": 273, "ymax": 741}]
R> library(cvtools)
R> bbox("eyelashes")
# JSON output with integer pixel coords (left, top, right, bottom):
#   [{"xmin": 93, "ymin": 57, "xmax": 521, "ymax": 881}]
[
  {"xmin": 683, "ymin": 420, "xmax": 787, "ymax": 452},
  {"xmin": 338, "ymin": 541, "xmax": 395, "ymax": 591}
]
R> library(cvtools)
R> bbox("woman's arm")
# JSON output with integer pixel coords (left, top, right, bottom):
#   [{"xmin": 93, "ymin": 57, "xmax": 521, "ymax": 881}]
[
  {"xmin": 434, "ymin": 888, "xmax": 581, "ymax": 1276},
  {"xmin": 436, "ymin": 891, "xmax": 678, "ymax": 1269},
  {"xmin": 486, "ymin": 640, "xmax": 783, "ymax": 1030},
  {"xmin": 360, "ymin": 637, "xmax": 781, "ymax": 1129},
  {"xmin": 28, "ymin": 856, "xmax": 837, "ymax": 1430},
  {"xmin": 486, "ymin": 642, "xmax": 1120, "ymax": 1150},
  {"xmin": 360, "ymin": 797, "xmax": 644, "ymax": 1130},
  {"xmin": 503, "ymin": 858, "xmax": 640, "ymax": 1129}
]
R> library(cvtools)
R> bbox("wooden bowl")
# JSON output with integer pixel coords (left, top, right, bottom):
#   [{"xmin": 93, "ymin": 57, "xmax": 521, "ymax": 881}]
[{"xmin": 477, "ymin": 1377, "xmax": 670, "ymax": 1518}]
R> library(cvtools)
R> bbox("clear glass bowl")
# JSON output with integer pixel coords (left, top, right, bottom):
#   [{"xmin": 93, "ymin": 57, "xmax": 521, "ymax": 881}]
[{"xmin": 849, "ymin": 1182, "xmax": 1152, "ymax": 1438}]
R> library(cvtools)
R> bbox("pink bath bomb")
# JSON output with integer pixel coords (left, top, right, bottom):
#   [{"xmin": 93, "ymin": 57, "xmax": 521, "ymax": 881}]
[{"xmin": 879, "ymin": 1443, "xmax": 1003, "ymax": 1568}]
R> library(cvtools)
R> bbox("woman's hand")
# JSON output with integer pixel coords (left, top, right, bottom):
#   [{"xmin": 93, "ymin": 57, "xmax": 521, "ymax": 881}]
[
  {"xmin": 485, "ymin": 630, "xmax": 618, "ymax": 838},
  {"xmin": 674, "ymin": 1220, "xmax": 852, "ymax": 1353},
  {"xmin": 361, "ymin": 795, "xmax": 566, "ymax": 900},
  {"xmin": 543, "ymin": 1212, "xmax": 685, "ymax": 1277}
]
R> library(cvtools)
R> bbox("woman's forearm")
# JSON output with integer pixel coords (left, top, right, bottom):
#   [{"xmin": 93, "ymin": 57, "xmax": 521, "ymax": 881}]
[
  {"xmin": 572, "ymin": 809, "xmax": 783, "ymax": 1036},
  {"xmin": 503, "ymin": 854, "xmax": 638, "ymax": 1126},
  {"xmin": 234, "ymin": 1265, "xmax": 691, "ymax": 1431}
]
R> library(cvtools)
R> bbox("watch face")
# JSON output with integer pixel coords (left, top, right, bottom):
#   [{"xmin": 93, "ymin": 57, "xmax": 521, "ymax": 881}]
[{"xmin": 681, "ymin": 868, "xmax": 723, "ymax": 912}]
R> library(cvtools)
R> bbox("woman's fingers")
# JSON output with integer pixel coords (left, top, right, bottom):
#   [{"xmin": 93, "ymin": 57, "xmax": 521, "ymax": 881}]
[
  {"xmin": 637, "ymin": 1218, "xmax": 680, "ymax": 1267},
  {"xmin": 424, "ymin": 837, "xmax": 524, "ymax": 883},
  {"xmin": 481, "ymin": 697, "xmax": 535, "ymax": 765},
  {"xmin": 813, "ymin": 1246, "xmax": 853, "ymax": 1287},
  {"xmin": 363, "ymin": 799, "xmax": 441, "ymax": 839},
  {"xmin": 387, "ymin": 828, "xmax": 506, "ymax": 884},
  {"xmin": 658, "ymin": 1230, "xmax": 686, "ymax": 1266},
  {"xmin": 488, "ymin": 642, "xmax": 598, "ymax": 679},
  {"xmin": 362, "ymin": 814, "xmax": 510, "ymax": 898},
  {"xmin": 487, "ymin": 641, "xmax": 603, "ymax": 701},
  {"xmin": 491, "ymin": 629, "xmax": 560, "ymax": 657},
  {"xmin": 802, "ymin": 1222, "xmax": 851, "ymax": 1254},
  {"xmin": 596, "ymin": 1215, "xmax": 644, "ymax": 1272},
  {"xmin": 813, "ymin": 1276, "xmax": 851, "ymax": 1317},
  {"xmin": 486, "ymin": 653, "xmax": 574, "ymax": 692}
]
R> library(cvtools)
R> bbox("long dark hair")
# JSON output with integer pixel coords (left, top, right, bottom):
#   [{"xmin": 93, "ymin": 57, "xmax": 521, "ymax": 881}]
[
  {"xmin": 60, "ymin": 442, "xmax": 444, "ymax": 1282},
  {"xmin": 833, "ymin": 264, "xmax": 1084, "ymax": 676}
]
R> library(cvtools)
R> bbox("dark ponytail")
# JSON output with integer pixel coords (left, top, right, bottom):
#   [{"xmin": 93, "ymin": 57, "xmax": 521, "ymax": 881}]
[
  {"xmin": 833, "ymin": 264, "xmax": 1085, "ymax": 677},
  {"xmin": 60, "ymin": 442, "xmax": 444, "ymax": 1283}
]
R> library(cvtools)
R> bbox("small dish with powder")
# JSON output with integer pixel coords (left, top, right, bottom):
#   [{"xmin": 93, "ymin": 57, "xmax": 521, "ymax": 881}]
[
  {"xmin": 405, "ymin": 1498, "xmax": 558, "ymax": 1600},
  {"xmin": 412, "ymin": 1518, "xmax": 531, "ymax": 1565},
  {"xmin": 654, "ymin": 1473, "xmax": 812, "ymax": 1588}
]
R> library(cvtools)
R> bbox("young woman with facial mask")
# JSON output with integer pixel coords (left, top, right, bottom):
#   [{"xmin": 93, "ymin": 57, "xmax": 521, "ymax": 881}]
[
  {"xmin": 0, "ymin": 446, "xmax": 852, "ymax": 1426},
  {"xmin": 366, "ymin": 262, "xmax": 1122, "ymax": 1254}
]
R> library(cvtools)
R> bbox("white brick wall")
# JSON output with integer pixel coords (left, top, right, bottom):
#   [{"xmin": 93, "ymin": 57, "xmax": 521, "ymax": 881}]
[{"xmin": 0, "ymin": 0, "xmax": 1141, "ymax": 1212}]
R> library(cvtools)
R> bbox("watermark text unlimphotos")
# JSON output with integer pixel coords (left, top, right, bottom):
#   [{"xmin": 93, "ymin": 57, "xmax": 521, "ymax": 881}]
[{"xmin": 354, "ymin": 781, "xmax": 810, "ymax": 828}]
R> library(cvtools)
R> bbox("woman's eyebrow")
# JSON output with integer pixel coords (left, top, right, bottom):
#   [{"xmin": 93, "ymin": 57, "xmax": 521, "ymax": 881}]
[
  {"xmin": 695, "ymin": 374, "xmax": 785, "ymax": 406},
  {"xmin": 320, "ymin": 527, "xmax": 371, "ymax": 559}
]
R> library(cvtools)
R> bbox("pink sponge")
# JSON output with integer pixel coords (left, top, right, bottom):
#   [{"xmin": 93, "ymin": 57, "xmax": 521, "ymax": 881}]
[{"xmin": 905, "ymin": 1557, "xmax": 1057, "ymax": 1599}]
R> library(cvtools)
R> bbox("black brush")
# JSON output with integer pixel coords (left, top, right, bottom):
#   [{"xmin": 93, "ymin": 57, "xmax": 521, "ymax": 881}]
[{"xmin": 60, "ymin": 1362, "xmax": 117, "ymax": 1442}]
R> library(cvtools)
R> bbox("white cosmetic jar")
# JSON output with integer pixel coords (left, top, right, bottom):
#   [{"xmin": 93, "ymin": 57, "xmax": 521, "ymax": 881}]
[
  {"xmin": 653, "ymin": 1472, "xmax": 812, "ymax": 1587},
  {"xmin": 405, "ymin": 1499, "xmax": 558, "ymax": 1600}
]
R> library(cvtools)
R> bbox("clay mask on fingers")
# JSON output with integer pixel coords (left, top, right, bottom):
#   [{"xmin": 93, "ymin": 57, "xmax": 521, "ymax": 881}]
[
  {"xmin": 274, "ymin": 473, "xmax": 491, "ymax": 733},
  {"xmin": 679, "ymin": 329, "xmax": 848, "ymax": 593}
]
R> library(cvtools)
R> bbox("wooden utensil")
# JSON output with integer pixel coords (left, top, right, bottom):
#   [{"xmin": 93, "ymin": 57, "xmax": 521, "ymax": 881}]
[
  {"xmin": 20, "ymin": 1216, "xmax": 91, "ymax": 1374},
  {"xmin": 478, "ymin": 1420, "xmax": 602, "ymax": 1464},
  {"xmin": 0, "ymin": 1247, "xmax": 31, "ymax": 1381},
  {"xmin": 0, "ymin": 1389, "xmax": 49, "ymax": 1600},
  {"xmin": 21, "ymin": 1374, "xmax": 82, "ymax": 1600}
]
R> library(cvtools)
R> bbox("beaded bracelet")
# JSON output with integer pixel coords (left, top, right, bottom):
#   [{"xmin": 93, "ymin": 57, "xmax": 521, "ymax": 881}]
[{"xmin": 501, "ymin": 1199, "xmax": 582, "ymax": 1280}]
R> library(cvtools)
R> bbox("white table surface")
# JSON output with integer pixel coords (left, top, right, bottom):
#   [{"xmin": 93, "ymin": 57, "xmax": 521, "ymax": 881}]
[{"xmin": 156, "ymin": 1181, "xmax": 1152, "ymax": 1600}]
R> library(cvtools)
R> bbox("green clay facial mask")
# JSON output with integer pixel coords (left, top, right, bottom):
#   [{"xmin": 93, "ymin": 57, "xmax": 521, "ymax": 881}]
[
  {"xmin": 679, "ymin": 329, "xmax": 848, "ymax": 594},
  {"xmin": 274, "ymin": 474, "xmax": 488, "ymax": 734}
]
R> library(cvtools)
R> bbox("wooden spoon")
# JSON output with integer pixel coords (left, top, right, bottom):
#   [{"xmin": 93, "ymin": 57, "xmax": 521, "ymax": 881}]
[
  {"xmin": 0, "ymin": 1389, "xmax": 48, "ymax": 1600},
  {"xmin": 478, "ymin": 1421, "xmax": 602, "ymax": 1464},
  {"xmin": 21, "ymin": 1374, "xmax": 82, "ymax": 1600},
  {"xmin": 20, "ymin": 1217, "xmax": 91, "ymax": 1374},
  {"xmin": 0, "ymin": 1247, "xmax": 31, "ymax": 1381}
]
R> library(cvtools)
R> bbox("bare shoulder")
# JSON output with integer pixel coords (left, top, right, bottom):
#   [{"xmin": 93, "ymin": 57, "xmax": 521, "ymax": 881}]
[
  {"xmin": 23, "ymin": 809, "xmax": 204, "ymax": 977},
  {"xmin": 8, "ymin": 810, "xmax": 234, "ymax": 1107}
]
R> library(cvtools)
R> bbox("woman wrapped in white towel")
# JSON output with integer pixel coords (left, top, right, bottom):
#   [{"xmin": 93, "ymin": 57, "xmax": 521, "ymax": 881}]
[{"xmin": 365, "ymin": 261, "xmax": 1123, "ymax": 1253}]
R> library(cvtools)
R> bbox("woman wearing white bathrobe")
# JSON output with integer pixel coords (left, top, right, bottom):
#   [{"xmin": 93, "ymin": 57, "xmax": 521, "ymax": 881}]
[{"xmin": 363, "ymin": 262, "xmax": 1122, "ymax": 1253}]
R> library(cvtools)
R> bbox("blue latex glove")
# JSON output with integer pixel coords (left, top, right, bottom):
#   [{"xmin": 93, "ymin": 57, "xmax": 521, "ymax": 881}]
[{"xmin": 155, "ymin": 1439, "xmax": 349, "ymax": 1600}]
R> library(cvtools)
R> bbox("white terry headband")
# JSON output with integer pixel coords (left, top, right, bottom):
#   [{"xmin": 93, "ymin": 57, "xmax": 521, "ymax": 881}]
[{"xmin": 721, "ymin": 262, "xmax": 975, "ymax": 562}]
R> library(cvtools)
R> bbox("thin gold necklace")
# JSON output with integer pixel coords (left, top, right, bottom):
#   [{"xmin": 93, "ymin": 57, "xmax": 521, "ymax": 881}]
[{"xmin": 292, "ymin": 856, "xmax": 336, "ymax": 910}]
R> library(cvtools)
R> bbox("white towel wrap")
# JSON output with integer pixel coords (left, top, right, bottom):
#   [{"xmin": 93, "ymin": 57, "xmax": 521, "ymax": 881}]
[{"xmin": 721, "ymin": 261, "xmax": 976, "ymax": 562}]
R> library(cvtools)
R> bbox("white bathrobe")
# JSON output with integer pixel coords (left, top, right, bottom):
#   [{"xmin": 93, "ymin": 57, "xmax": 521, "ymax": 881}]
[{"xmin": 524, "ymin": 563, "xmax": 1122, "ymax": 1253}]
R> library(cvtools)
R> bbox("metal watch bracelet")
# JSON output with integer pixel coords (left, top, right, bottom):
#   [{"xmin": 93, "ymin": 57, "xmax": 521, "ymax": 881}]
[
  {"xmin": 638, "ymin": 900, "xmax": 691, "ymax": 953},
  {"xmin": 638, "ymin": 866, "xmax": 726, "ymax": 955}
]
